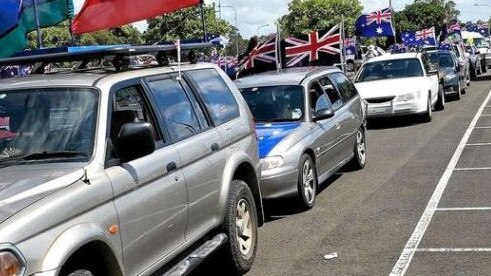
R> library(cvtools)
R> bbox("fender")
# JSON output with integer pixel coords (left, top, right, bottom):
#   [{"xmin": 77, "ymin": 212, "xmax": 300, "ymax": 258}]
[
  {"xmin": 216, "ymin": 151, "xmax": 261, "ymax": 225},
  {"xmin": 41, "ymin": 223, "xmax": 123, "ymax": 273}
]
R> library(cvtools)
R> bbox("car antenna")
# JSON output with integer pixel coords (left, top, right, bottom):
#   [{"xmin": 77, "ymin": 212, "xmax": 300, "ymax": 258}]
[{"xmin": 175, "ymin": 39, "xmax": 182, "ymax": 80}]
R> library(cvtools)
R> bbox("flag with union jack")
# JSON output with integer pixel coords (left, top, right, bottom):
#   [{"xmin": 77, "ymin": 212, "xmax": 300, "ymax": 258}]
[
  {"xmin": 237, "ymin": 34, "xmax": 278, "ymax": 77},
  {"xmin": 478, "ymin": 23, "xmax": 490, "ymax": 37},
  {"xmin": 344, "ymin": 36, "xmax": 357, "ymax": 56},
  {"xmin": 355, "ymin": 7, "xmax": 395, "ymax": 37},
  {"xmin": 401, "ymin": 27, "xmax": 436, "ymax": 47},
  {"xmin": 282, "ymin": 24, "xmax": 342, "ymax": 67},
  {"xmin": 447, "ymin": 21, "xmax": 461, "ymax": 34}
]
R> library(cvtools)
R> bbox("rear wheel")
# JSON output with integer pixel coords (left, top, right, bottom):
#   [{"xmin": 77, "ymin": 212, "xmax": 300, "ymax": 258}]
[
  {"xmin": 420, "ymin": 94, "xmax": 432, "ymax": 122},
  {"xmin": 67, "ymin": 270, "xmax": 94, "ymax": 276},
  {"xmin": 455, "ymin": 81, "xmax": 462, "ymax": 100},
  {"xmin": 435, "ymin": 84, "xmax": 445, "ymax": 111},
  {"xmin": 222, "ymin": 180, "xmax": 258, "ymax": 274},
  {"xmin": 297, "ymin": 154, "xmax": 317, "ymax": 209},
  {"xmin": 348, "ymin": 128, "xmax": 366, "ymax": 169}
]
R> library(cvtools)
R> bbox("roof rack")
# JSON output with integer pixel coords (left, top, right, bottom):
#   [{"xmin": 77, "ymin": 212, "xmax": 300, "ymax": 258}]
[{"xmin": 0, "ymin": 43, "xmax": 216, "ymax": 73}]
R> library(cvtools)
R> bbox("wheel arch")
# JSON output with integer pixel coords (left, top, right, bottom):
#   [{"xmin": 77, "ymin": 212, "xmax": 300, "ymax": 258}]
[{"xmin": 41, "ymin": 223, "xmax": 123, "ymax": 276}]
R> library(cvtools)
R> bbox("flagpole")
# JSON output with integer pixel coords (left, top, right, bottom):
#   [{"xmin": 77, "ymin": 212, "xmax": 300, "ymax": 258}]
[
  {"xmin": 276, "ymin": 22, "xmax": 282, "ymax": 72},
  {"xmin": 32, "ymin": 0, "xmax": 43, "ymax": 48},
  {"xmin": 341, "ymin": 16, "xmax": 346, "ymax": 73},
  {"xmin": 200, "ymin": 0, "xmax": 207, "ymax": 42}
]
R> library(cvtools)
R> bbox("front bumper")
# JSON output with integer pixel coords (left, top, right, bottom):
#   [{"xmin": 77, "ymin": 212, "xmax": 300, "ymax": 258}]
[
  {"xmin": 259, "ymin": 165, "xmax": 299, "ymax": 199},
  {"xmin": 363, "ymin": 98, "xmax": 426, "ymax": 118}
]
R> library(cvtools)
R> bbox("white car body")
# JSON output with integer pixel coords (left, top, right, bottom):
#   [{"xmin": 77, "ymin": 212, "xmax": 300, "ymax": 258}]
[{"xmin": 353, "ymin": 53, "xmax": 439, "ymax": 118}]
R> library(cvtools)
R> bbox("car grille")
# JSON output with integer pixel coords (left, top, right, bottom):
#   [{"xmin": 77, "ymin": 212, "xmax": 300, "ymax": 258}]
[{"xmin": 365, "ymin": 96, "xmax": 395, "ymax": 104}]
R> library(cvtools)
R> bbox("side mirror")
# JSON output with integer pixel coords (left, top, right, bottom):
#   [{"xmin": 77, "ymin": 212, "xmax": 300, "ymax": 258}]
[
  {"xmin": 116, "ymin": 122, "xmax": 155, "ymax": 162},
  {"xmin": 313, "ymin": 107, "xmax": 335, "ymax": 121}
]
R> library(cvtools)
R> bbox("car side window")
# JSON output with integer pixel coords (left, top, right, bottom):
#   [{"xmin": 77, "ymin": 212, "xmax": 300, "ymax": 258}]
[
  {"xmin": 329, "ymin": 73, "xmax": 358, "ymax": 102},
  {"xmin": 318, "ymin": 76, "xmax": 342, "ymax": 111},
  {"xmin": 186, "ymin": 69, "xmax": 240, "ymax": 126},
  {"xmin": 148, "ymin": 77, "xmax": 203, "ymax": 142},
  {"xmin": 308, "ymin": 81, "xmax": 331, "ymax": 114},
  {"xmin": 109, "ymin": 85, "xmax": 160, "ymax": 159}
]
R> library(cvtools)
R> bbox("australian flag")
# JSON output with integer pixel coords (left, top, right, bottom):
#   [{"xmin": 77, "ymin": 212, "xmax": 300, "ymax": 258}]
[
  {"xmin": 401, "ymin": 27, "xmax": 436, "ymax": 47},
  {"xmin": 401, "ymin": 31, "xmax": 418, "ymax": 46},
  {"xmin": 439, "ymin": 41, "xmax": 452, "ymax": 51},
  {"xmin": 355, "ymin": 7, "xmax": 395, "ymax": 37},
  {"xmin": 390, "ymin": 44, "xmax": 406, "ymax": 54},
  {"xmin": 447, "ymin": 20, "xmax": 461, "ymax": 35},
  {"xmin": 344, "ymin": 37, "xmax": 356, "ymax": 56},
  {"xmin": 282, "ymin": 24, "xmax": 341, "ymax": 67},
  {"xmin": 478, "ymin": 23, "xmax": 490, "ymax": 36}
]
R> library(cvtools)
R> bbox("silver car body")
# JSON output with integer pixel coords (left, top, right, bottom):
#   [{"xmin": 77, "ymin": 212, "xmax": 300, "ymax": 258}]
[
  {"xmin": 0, "ymin": 63, "xmax": 262, "ymax": 276},
  {"xmin": 235, "ymin": 67, "xmax": 365, "ymax": 199}
]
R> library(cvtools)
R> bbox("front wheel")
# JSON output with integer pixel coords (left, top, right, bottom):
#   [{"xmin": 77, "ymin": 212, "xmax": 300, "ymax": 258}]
[
  {"xmin": 420, "ymin": 94, "xmax": 432, "ymax": 122},
  {"xmin": 67, "ymin": 270, "xmax": 94, "ymax": 276},
  {"xmin": 222, "ymin": 180, "xmax": 258, "ymax": 274},
  {"xmin": 297, "ymin": 154, "xmax": 317, "ymax": 209},
  {"xmin": 348, "ymin": 128, "xmax": 367, "ymax": 169},
  {"xmin": 435, "ymin": 84, "xmax": 445, "ymax": 111}
]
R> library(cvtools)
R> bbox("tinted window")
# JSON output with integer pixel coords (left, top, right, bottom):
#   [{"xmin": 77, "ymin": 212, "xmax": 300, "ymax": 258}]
[
  {"xmin": 317, "ymin": 77, "xmax": 342, "ymax": 110},
  {"xmin": 187, "ymin": 69, "xmax": 239, "ymax": 125},
  {"xmin": 148, "ymin": 78, "xmax": 201, "ymax": 142},
  {"xmin": 438, "ymin": 53, "xmax": 454, "ymax": 68},
  {"xmin": 330, "ymin": 73, "xmax": 358, "ymax": 101},
  {"xmin": 356, "ymin": 58, "xmax": 424, "ymax": 82},
  {"xmin": 240, "ymin": 85, "xmax": 304, "ymax": 122}
]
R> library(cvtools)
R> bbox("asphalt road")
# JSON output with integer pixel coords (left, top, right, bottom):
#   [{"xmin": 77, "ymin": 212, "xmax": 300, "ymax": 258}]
[{"xmin": 192, "ymin": 72, "xmax": 491, "ymax": 276}]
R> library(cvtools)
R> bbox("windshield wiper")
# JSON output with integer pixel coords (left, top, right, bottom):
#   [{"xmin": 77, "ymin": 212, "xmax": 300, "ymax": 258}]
[{"xmin": 22, "ymin": 151, "xmax": 88, "ymax": 160}]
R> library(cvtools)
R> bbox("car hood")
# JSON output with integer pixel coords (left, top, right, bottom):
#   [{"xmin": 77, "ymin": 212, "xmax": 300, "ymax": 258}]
[
  {"xmin": 354, "ymin": 77, "xmax": 427, "ymax": 99},
  {"xmin": 256, "ymin": 122, "xmax": 301, "ymax": 158},
  {"xmin": 0, "ymin": 164, "xmax": 84, "ymax": 224}
]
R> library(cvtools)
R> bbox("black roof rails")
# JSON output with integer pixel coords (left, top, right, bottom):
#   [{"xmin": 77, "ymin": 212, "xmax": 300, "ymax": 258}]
[{"xmin": 0, "ymin": 43, "xmax": 215, "ymax": 72}]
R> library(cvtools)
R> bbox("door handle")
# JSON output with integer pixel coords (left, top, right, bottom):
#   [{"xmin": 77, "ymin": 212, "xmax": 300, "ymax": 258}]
[
  {"xmin": 166, "ymin": 162, "xmax": 177, "ymax": 172},
  {"xmin": 211, "ymin": 143, "xmax": 219, "ymax": 152},
  {"xmin": 335, "ymin": 123, "xmax": 341, "ymax": 129},
  {"xmin": 351, "ymin": 115, "xmax": 356, "ymax": 120}
]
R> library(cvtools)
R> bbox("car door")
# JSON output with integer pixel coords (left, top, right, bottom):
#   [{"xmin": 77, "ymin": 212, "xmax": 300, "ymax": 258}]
[
  {"xmin": 421, "ymin": 55, "xmax": 439, "ymax": 102},
  {"xmin": 105, "ymin": 83, "xmax": 188, "ymax": 276},
  {"xmin": 307, "ymin": 79, "xmax": 344, "ymax": 176},
  {"xmin": 146, "ymin": 73, "xmax": 225, "ymax": 241},
  {"xmin": 329, "ymin": 72, "xmax": 362, "ymax": 157}
]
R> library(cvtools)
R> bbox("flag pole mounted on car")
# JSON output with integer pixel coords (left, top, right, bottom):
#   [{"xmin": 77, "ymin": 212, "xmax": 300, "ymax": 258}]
[{"xmin": 32, "ymin": 0, "xmax": 43, "ymax": 48}]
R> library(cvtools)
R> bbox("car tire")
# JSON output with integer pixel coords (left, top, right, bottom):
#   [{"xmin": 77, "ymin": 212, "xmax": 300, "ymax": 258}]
[
  {"xmin": 421, "ymin": 94, "xmax": 432, "ymax": 122},
  {"xmin": 456, "ymin": 82, "xmax": 462, "ymax": 100},
  {"xmin": 222, "ymin": 179, "xmax": 258, "ymax": 274},
  {"xmin": 482, "ymin": 63, "xmax": 487, "ymax": 73},
  {"xmin": 67, "ymin": 270, "xmax": 94, "ymax": 276},
  {"xmin": 435, "ymin": 84, "xmax": 445, "ymax": 111},
  {"xmin": 348, "ymin": 128, "xmax": 367, "ymax": 170},
  {"xmin": 297, "ymin": 154, "xmax": 317, "ymax": 209},
  {"xmin": 470, "ymin": 65, "xmax": 477, "ymax": 80}
]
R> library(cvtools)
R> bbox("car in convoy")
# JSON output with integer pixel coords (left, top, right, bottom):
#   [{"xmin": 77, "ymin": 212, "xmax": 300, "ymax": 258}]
[
  {"xmin": 465, "ymin": 44, "xmax": 483, "ymax": 79},
  {"xmin": 234, "ymin": 67, "xmax": 366, "ymax": 209},
  {"xmin": 0, "ymin": 46, "xmax": 263, "ymax": 276},
  {"xmin": 463, "ymin": 30, "xmax": 489, "ymax": 72},
  {"xmin": 346, "ymin": 45, "xmax": 387, "ymax": 72},
  {"xmin": 427, "ymin": 49, "xmax": 466, "ymax": 99},
  {"xmin": 451, "ymin": 42, "xmax": 471, "ymax": 86},
  {"xmin": 354, "ymin": 52, "xmax": 443, "ymax": 121}
]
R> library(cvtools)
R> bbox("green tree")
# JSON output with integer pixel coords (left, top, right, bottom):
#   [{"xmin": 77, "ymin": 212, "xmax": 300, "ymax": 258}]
[
  {"xmin": 144, "ymin": 5, "xmax": 232, "ymax": 44},
  {"xmin": 394, "ymin": 0, "xmax": 460, "ymax": 37},
  {"xmin": 280, "ymin": 0, "xmax": 363, "ymax": 38}
]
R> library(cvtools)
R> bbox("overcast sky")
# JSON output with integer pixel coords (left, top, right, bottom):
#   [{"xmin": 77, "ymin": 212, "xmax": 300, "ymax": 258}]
[{"xmin": 73, "ymin": 0, "xmax": 489, "ymax": 38}]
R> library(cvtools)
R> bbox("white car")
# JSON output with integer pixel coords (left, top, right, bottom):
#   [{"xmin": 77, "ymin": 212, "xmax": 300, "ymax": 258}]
[{"xmin": 353, "ymin": 53, "xmax": 443, "ymax": 121}]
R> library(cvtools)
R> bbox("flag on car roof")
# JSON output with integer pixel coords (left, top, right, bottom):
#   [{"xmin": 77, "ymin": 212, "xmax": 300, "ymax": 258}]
[
  {"xmin": 401, "ymin": 27, "xmax": 437, "ymax": 47},
  {"xmin": 72, "ymin": 0, "xmax": 201, "ymax": 34},
  {"xmin": 447, "ymin": 20, "xmax": 461, "ymax": 35},
  {"xmin": 344, "ymin": 36, "xmax": 356, "ymax": 56},
  {"xmin": 401, "ymin": 31, "xmax": 418, "ymax": 46},
  {"xmin": 478, "ymin": 23, "xmax": 490, "ymax": 37},
  {"xmin": 0, "ymin": 0, "xmax": 74, "ymax": 58},
  {"xmin": 355, "ymin": 7, "xmax": 395, "ymax": 37},
  {"xmin": 282, "ymin": 24, "xmax": 342, "ymax": 67},
  {"xmin": 237, "ymin": 34, "xmax": 279, "ymax": 77}
]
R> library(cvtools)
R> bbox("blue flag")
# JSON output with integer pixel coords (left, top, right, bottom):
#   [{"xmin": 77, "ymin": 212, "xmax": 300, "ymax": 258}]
[
  {"xmin": 478, "ymin": 23, "xmax": 490, "ymax": 36},
  {"xmin": 401, "ymin": 27, "xmax": 436, "ymax": 47},
  {"xmin": 344, "ymin": 36, "xmax": 356, "ymax": 56},
  {"xmin": 401, "ymin": 31, "xmax": 418, "ymax": 46},
  {"xmin": 0, "ymin": 0, "xmax": 22, "ymax": 37},
  {"xmin": 355, "ymin": 7, "xmax": 395, "ymax": 37}
]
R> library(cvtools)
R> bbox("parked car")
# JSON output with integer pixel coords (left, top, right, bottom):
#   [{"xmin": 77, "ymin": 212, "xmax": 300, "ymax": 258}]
[
  {"xmin": 427, "ymin": 49, "xmax": 466, "ymax": 99},
  {"xmin": 462, "ymin": 30, "xmax": 489, "ymax": 72},
  {"xmin": 451, "ymin": 43, "xmax": 471, "ymax": 86},
  {"xmin": 234, "ymin": 67, "xmax": 366, "ymax": 209},
  {"xmin": 465, "ymin": 44, "xmax": 483, "ymax": 79},
  {"xmin": 0, "ymin": 48, "xmax": 263, "ymax": 276},
  {"xmin": 354, "ymin": 52, "xmax": 442, "ymax": 121}
]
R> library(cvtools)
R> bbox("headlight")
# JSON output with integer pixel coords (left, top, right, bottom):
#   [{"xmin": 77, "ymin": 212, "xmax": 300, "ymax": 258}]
[
  {"xmin": 0, "ymin": 249, "xmax": 24, "ymax": 276},
  {"xmin": 396, "ymin": 91, "xmax": 420, "ymax": 102},
  {"xmin": 261, "ymin": 156, "xmax": 284, "ymax": 170}
]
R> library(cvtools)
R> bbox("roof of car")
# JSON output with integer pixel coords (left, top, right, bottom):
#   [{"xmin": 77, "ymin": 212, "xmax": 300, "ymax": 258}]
[
  {"xmin": 0, "ymin": 63, "xmax": 216, "ymax": 91},
  {"xmin": 234, "ymin": 66, "xmax": 342, "ymax": 88},
  {"xmin": 365, "ymin": 53, "xmax": 421, "ymax": 63}
]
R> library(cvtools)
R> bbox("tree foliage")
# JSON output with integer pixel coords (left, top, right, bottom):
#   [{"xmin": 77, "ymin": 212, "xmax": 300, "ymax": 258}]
[
  {"xmin": 280, "ymin": 0, "xmax": 363, "ymax": 38},
  {"xmin": 28, "ymin": 21, "xmax": 143, "ymax": 49},
  {"xmin": 394, "ymin": 0, "xmax": 460, "ymax": 37}
]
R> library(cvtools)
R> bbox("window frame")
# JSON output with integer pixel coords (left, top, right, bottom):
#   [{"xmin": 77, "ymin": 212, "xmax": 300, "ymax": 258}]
[
  {"xmin": 316, "ymin": 75, "xmax": 344, "ymax": 111},
  {"xmin": 328, "ymin": 72, "xmax": 358, "ymax": 103}
]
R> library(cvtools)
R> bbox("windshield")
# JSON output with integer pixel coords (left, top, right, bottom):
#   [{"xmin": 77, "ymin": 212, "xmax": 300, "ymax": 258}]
[
  {"xmin": 472, "ymin": 38, "xmax": 489, "ymax": 48},
  {"xmin": 356, "ymin": 58, "xmax": 424, "ymax": 82},
  {"xmin": 438, "ymin": 53, "xmax": 454, "ymax": 68},
  {"xmin": 239, "ymin": 85, "xmax": 304, "ymax": 123},
  {"xmin": 0, "ymin": 88, "xmax": 98, "ymax": 164}
]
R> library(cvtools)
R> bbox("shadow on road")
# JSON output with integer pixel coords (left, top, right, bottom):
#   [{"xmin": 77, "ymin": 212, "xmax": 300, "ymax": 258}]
[
  {"xmin": 474, "ymin": 73, "xmax": 491, "ymax": 82},
  {"xmin": 366, "ymin": 115, "xmax": 427, "ymax": 130},
  {"xmin": 263, "ymin": 173, "xmax": 342, "ymax": 222}
]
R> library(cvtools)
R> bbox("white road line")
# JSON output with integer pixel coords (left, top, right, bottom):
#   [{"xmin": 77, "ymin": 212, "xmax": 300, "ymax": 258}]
[
  {"xmin": 414, "ymin": 248, "xmax": 491, "ymax": 252},
  {"xmin": 436, "ymin": 207, "xmax": 491, "ymax": 211},
  {"xmin": 474, "ymin": 126, "xmax": 491, "ymax": 129},
  {"xmin": 454, "ymin": 167, "xmax": 491, "ymax": 171},
  {"xmin": 466, "ymin": 143, "xmax": 491, "ymax": 146},
  {"xmin": 480, "ymin": 114, "xmax": 491, "ymax": 117},
  {"xmin": 390, "ymin": 89, "xmax": 491, "ymax": 276}
]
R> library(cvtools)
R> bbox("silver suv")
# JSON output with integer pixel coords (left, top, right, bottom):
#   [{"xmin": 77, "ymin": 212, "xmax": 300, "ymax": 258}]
[{"xmin": 0, "ymin": 58, "xmax": 262, "ymax": 276}]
